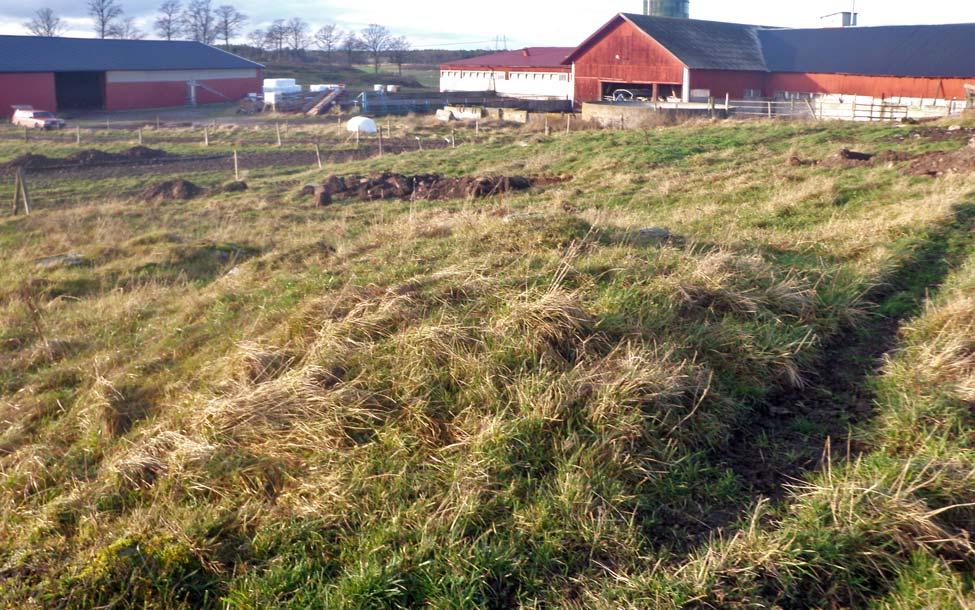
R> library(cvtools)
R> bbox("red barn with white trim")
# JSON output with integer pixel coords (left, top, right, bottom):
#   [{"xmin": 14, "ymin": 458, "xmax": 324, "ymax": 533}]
[{"xmin": 566, "ymin": 14, "xmax": 975, "ymax": 106}]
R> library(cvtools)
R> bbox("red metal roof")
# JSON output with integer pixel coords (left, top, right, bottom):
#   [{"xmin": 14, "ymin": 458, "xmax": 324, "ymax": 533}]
[{"xmin": 442, "ymin": 48, "xmax": 573, "ymax": 70}]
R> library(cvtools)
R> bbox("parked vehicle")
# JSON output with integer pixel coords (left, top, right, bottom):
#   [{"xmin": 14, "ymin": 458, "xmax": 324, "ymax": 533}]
[{"xmin": 11, "ymin": 106, "xmax": 65, "ymax": 129}]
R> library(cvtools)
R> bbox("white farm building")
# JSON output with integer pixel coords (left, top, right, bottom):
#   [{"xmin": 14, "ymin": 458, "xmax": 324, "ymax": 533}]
[{"xmin": 439, "ymin": 48, "xmax": 574, "ymax": 101}]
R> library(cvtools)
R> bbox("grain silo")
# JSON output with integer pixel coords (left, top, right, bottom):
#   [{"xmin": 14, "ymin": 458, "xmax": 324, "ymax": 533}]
[{"xmin": 643, "ymin": 0, "xmax": 689, "ymax": 18}]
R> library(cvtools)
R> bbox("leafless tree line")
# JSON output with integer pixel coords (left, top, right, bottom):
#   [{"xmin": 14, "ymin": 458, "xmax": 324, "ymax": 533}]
[
  {"xmin": 25, "ymin": 1, "xmax": 413, "ymax": 73},
  {"xmin": 247, "ymin": 21, "xmax": 410, "ymax": 73}
]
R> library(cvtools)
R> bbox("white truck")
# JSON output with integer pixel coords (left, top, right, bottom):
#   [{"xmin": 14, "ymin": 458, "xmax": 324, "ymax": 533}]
[{"xmin": 11, "ymin": 106, "xmax": 65, "ymax": 130}]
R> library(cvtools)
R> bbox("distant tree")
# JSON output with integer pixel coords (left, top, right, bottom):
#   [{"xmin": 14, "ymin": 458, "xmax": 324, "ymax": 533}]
[
  {"xmin": 285, "ymin": 17, "xmax": 309, "ymax": 53},
  {"xmin": 88, "ymin": 0, "xmax": 124, "ymax": 39},
  {"xmin": 154, "ymin": 1, "xmax": 183, "ymax": 40},
  {"xmin": 342, "ymin": 32, "xmax": 361, "ymax": 67},
  {"xmin": 25, "ymin": 8, "xmax": 65, "ymax": 37},
  {"xmin": 360, "ymin": 24, "xmax": 392, "ymax": 73},
  {"xmin": 182, "ymin": 0, "xmax": 216, "ymax": 44},
  {"xmin": 387, "ymin": 36, "xmax": 411, "ymax": 76},
  {"xmin": 314, "ymin": 24, "xmax": 342, "ymax": 63},
  {"xmin": 246, "ymin": 28, "xmax": 265, "ymax": 52},
  {"xmin": 214, "ymin": 5, "xmax": 246, "ymax": 47},
  {"xmin": 264, "ymin": 20, "xmax": 287, "ymax": 55},
  {"xmin": 113, "ymin": 16, "xmax": 145, "ymax": 39}
]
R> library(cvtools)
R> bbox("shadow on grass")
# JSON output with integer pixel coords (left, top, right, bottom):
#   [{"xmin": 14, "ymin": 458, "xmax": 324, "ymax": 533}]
[{"xmin": 682, "ymin": 199, "xmax": 975, "ymax": 548}]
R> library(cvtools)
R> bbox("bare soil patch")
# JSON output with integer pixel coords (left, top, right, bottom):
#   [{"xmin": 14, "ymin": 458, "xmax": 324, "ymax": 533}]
[
  {"xmin": 907, "ymin": 145, "xmax": 975, "ymax": 177},
  {"xmin": 0, "ymin": 147, "xmax": 172, "ymax": 173},
  {"xmin": 818, "ymin": 148, "xmax": 913, "ymax": 168},
  {"xmin": 142, "ymin": 179, "xmax": 204, "ymax": 201},
  {"xmin": 302, "ymin": 172, "xmax": 568, "ymax": 204}
]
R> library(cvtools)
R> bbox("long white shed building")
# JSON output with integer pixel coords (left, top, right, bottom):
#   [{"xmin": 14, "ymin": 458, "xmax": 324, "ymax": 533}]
[{"xmin": 440, "ymin": 47, "xmax": 574, "ymax": 101}]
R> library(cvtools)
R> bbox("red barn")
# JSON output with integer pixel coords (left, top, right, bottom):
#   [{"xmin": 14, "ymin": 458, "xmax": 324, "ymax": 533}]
[
  {"xmin": 566, "ymin": 14, "xmax": 975, "ymax": 105},
  {"xmin": 0, "ymin": 35, "xmax": 262, "ymax": 117}
]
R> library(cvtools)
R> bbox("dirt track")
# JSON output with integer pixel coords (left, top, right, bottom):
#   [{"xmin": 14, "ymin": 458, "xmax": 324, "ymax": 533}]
[{"xmin": 3, "ymin": 141, "xmax": 449, "ymax": 183}]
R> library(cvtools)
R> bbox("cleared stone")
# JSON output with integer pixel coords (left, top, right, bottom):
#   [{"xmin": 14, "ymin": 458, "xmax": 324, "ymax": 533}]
[{"xmin": 35, "ymin": 253, "xmax": 88, "ymax": 269}]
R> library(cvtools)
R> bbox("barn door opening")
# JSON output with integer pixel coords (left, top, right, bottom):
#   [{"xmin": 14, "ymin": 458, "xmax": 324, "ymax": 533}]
[{"xmin": 55, "ymin": 72, "xmax": 105, "ymax": 110}]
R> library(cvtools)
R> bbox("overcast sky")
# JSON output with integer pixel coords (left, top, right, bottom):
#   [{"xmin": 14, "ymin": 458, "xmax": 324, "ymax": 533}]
[{"xmin": 0, "ymin": 0, "xmax": 972, "ymax": 47}]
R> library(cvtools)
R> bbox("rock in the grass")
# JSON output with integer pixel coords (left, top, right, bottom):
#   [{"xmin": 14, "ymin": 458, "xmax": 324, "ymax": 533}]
[
  {"xmin": 222, "ymin": 180, "xmax": 248, "ymax": 193},
  {"xmin": 947, "ymin": 125, "xmax": 962, "ymax": 131},
  {"xmin": 636, "ymin": 227, "xmax": 672, "ymax": 242},
  {"xmin": 34, "ymin": 253, "xmax": 88, "ymax": 269}
]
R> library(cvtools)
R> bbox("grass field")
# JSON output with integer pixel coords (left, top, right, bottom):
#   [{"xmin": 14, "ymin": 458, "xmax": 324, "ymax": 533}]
[
  {"xmin": 262, "ymin": 61, "xmax": 439, "ymax": 93},
  {"xmin": 1, "ymin": 112, "xmax": 975, "ymax": 608}
]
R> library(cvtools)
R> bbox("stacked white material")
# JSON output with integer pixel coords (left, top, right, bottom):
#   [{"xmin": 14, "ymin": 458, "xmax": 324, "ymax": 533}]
[
  {"xmin": 310, "ymin": 84, "xmax": 345, "ymax": 93},
  {"xmin": 373, "ymin": 84, "xmax": 386, "ymax": 93},
  {"xmin": 263, "ymin": 78, "xmax": 302, "ymax": 96}
]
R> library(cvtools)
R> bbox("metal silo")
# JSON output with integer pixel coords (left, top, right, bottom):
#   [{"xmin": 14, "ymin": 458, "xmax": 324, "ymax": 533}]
[{"xmin": 643, "ymin": 0, "xmax": 689, "ymax": 18}]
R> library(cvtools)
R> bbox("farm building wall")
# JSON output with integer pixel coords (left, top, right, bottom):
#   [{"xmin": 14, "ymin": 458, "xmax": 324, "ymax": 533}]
[
  {"xmin": 572, "ymin": 18, "xmax": 685, "ymax": 102},
  {"xmin": 765, "ymin": 73, "xmax": 973, "ymax": 102},
  {"xmin": 689, "ymin": 70, "xmax": 768, "ymax": 100},
  {"xmin": 104, "ymin": 68, "xmax": 261, "ymax": 111},
  {"xmin": 440, "ymin": 68, "xmax": 573, "ymax": 100},
  {"xmin": 0, "ymin": 72, "xmax": 57, "ymax": 118}
]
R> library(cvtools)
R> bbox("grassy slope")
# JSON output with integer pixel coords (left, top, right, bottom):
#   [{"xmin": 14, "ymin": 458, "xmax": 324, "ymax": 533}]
[{"xmin": 1, "ymin": 117, "xmax": 974, "ymax": 607}]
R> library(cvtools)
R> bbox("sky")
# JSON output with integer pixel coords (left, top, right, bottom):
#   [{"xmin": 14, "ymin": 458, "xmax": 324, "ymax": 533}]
[{"xmin": 0, "ymin": 0, "xmax": 972, "ymax": 48}]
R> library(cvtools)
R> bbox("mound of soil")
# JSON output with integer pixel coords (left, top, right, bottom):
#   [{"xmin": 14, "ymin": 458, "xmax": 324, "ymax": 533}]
[
  {"xmin": 2, "ymin": 147, "xmax": 171, "ymax": 173},
  {"xmin": 142, "ymin": 179, "xmax": 203, "ymax": 201},
  {"xmin": 304, "ymin": 172, "xmax": 567, "ymax": 203},
  {"xmin": 120, "ymin": 146, "xmax": 169, "ymax": 160},
  {"xmin": 66, "ymin": 149, "xmax": 119, "ymax": 165},
  {"xmin": 907, "ymin": 146, "xmax": 975, "ymax": 177},
  {"xmin": 819, "ymin": 148, "xmax": 913, "ymax": 168},
  {"xmin": 1, "ymin": 153, "xmax": 58, "ymax": 171}
]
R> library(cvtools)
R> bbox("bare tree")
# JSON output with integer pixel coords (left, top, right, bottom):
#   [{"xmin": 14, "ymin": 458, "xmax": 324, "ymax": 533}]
[
  {"xmin": 285, "ymin": 17, "xmax": 309, "ymax": 53},
  {"xmin": 113, "ymin": 17, "xmax": 145, "ymax": 39},
  {"xmin": 246, "ymin": 28, "xmax": 265, "ymax": 51},
  {"xmin": 387, "ymin": 36, "xmax": 411, "ymax": 76},
  {"xmin": 88, "ymin": 0, "xmax": 124, "ymax": 39},
  {"xmin": 264, "ymin": 20, "xmax": 287, "ymax": 55},
  {"xmin": 360, "ymin": 24, "xmax": 392, "ymax": 73},
  {"xmin": 182, "ymin": 0, "xmax": 216, "ymax": 44},
  {"xmin": 25, "ymin": 8, "xmax": 65, "ymax": 37},
  {"xmin": 154, "ymin": 1, "xmax": 182, "ymax": 40},
  {"xmin": 214, "ymin": 5, "xmax": 246, "ymax": 47},
  {"xmin": 342, "ymin": 33, "xmax": 361, "ymax": 67},
  {"xmin": 315, "ymin": 24, "xmax": 342, "ymax": 63}
]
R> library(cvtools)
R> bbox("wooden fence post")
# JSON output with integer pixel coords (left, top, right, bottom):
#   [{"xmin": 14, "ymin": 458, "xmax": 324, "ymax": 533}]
[
  {"xmin": 378, "ymin": 130, "xmax": 384, "ymax": 157},
  {"xmin": 767, "ymin": 100, "xmax": 772, "ymax": 118},
  {"xmin": 566, "ymin": 114, "xmax": 571, "ymax": 133},
  {"xmin": 233, "ymin": 149, "xmax": 240, "ymax": 181},
  {"xmin": 725, "ymin": 93, "xmax": 730, "ymax": 111},
  {"xmin": 314, "ymin": 144, "xmax": 322, "ymax": 169},
  {"xmin": 11, "ymin": 170, "xmax": 20, "ymax": 215},
  {"xmin": 12, "ymin": 168, "xmax": 31, "ymax": 216},
  {"xmin": 276, "ymin": 123, "xmax": 282, "ymax": 147},
  {"xmin": 76, "ymin": 125, "xmax": 81, "ymax": 145},
  {"xmin": 204, "ymin": 126, "xmax": 209, "ymax": 147},
  {"xmin": 138, "ymin": 127, "xmax": 143, "ymax": 145},
  {"xmin": 19, "ymin": 169, "xmax": 31, "ymax": 215}
]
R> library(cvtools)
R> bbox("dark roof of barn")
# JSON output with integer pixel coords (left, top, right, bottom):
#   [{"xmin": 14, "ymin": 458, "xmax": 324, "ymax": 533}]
[
  {"xmin": 620, "ymin": 14, "xmax": 769, "ymax": 71},
  {"xmin": 566, "ymin": 14, "xmax": 975, "ymax": 79},
  {"xmin": 0, "ymin": 36, "xmax": 262, "ymax": 73},
  {"xmin": 757, "ymin": 24, "xmax": 975, "ymax": 78},
  {"xmin": 442, "ymin": 48, "xmax": 574, "ymax": 69}
]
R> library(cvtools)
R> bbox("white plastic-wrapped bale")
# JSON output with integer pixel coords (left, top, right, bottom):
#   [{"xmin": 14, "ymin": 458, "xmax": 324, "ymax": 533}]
[{"xmin": 346, "ymin": 117, "xmax": 378, "ymax": 134}]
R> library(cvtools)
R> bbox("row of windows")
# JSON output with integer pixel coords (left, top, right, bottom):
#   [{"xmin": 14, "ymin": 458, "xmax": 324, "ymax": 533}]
[{"xmin": 441, "ymin": 71, "xmax": 571, "ymax": 82}]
